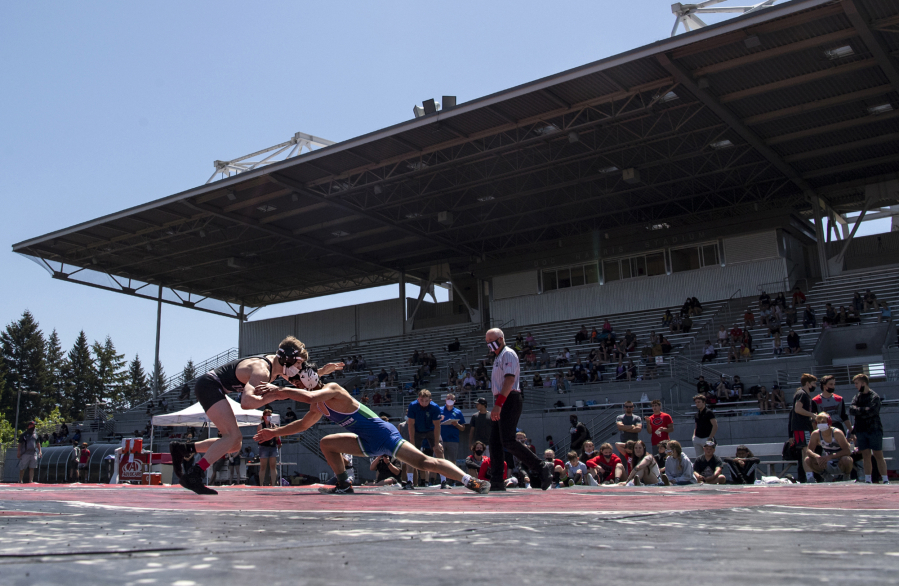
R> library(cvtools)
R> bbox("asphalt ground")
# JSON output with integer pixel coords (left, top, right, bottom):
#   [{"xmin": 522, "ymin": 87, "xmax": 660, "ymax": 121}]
[{"xmin": 1, "ymin": 483, "xmax": 897, "ymax": 586}]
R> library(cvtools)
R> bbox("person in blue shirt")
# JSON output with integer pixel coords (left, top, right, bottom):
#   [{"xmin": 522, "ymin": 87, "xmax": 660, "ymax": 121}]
[
  {"xmin": 406, "ymin": 389, "xmax": 442, "ymax": 487},
  {"xmin": 438, "ymin": 392, "xmax": 466, "ymax": 488}
]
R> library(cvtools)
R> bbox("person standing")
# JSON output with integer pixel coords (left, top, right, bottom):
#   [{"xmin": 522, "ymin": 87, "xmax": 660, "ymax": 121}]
[
  {"xmin": 791, "ymin": 374, "xmax": 819, "ymax": 483},
  {"xmin": 691, "ymin": 395, "xmax": 718, "ymax": 454},
  {"xmin": 646, "ymin": 400, "xmax": 674, "ymax": 448},
  {"xmin": 438, "ymin": 393, "xmax": 466, "ymax": 488},
  {"xmin": 256, "ymin": 408, "xmax": 278, "ymax": 486},
  {"xmin": 468, "ymin": 398, "xmax": 492, "ymax": 456},
  {"xmin": 569, "ymin": 414, "xmax": 590, "ymax": 453},
  {"xmin": 406, "ymin": 389, "xmax": 441, "ymax": 487},
  {"xmin": 812, "ymin": 375, "xmax": 849, "ymax": 433},
  {"xmin": 616, "ymin": 401, "xmax": 643, "ymax": 443},
  {"xmin": 17, "ymin": 421, "xmax": 41, "ymax": 483},
  {"xmin": 486, "ymin": 328, "xmax": 553, "ymax": 491},
  {"xmin": 849, "ymin": 374, "xmax": 889, "ymax": 484}
]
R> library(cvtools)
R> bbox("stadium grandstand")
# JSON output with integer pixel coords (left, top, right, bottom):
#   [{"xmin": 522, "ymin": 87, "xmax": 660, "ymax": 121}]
[{"xmin": 8, "ymin": 0, "xmax": 899, "ymax": 485}]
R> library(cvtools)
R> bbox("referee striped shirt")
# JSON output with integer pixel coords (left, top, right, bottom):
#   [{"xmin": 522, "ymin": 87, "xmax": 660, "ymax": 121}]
[{"xmin": 491, "ymin": 345, "xmax": 521, "ymax": 396}]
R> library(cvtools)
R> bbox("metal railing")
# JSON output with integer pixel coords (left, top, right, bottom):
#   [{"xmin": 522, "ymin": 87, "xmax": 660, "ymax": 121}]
[
  {"xmin": 161, "ymin": 347, "xmax": 239, "ymax": 391},
  {"xmin": 553, "ymin": 409, "xmax": 622, "ymax": 457}
]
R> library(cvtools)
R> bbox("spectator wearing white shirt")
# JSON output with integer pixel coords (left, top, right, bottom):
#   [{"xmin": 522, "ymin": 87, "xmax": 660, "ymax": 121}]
[{"xmin": 564, "ymin": 451, "xmax": 587, "ymax": 486}]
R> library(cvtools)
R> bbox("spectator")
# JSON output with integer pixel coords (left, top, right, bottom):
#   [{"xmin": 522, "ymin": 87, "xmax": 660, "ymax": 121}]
[
  {"xmin": 771, "ymin": 382, "xmax": 786, "ymax": 409},
  {"xmin": 768, "ymin": 311, "xmax": 782, "ymax": 337},
  {"xmin": 532, "ymin": 372, "xmax": 544, "ymax": 389},
  {"xmin": 624, "ymin": 329, "xmax": 637, "ymax": 351},
  {"xmin": 863, "ymin": 289, "xmax": 878, "ymax": 312},
  {"xmin": 681, "ymin": 315, "xmax": 693, "ymax": 334},
  {"xmin": 447, "ymin": 337, "xmax": 461, "ymax": 352},
  {"xmin": 662, "ymin": 309, "xmax": 673, "ymax": 328},
  {"xmin": 680, "ymin": 298, "xmax": 693, "ymax": 317},
  {"xmin": 849, "ymin": 374, "xmax": 888, "ymax": 484},
  {"xmin": 743, "ymin": 308, "xmax": 755, "ymax": 329},
  {"xmin": 602, "ymin": 318, "xmax": 613, "ymax": 339},
  {"xmin": 759, "ymin": 304, "xmax": 772, "ymax": 326},
  {"xmin": 569, "ymin": 415, "xmax": 590, "ymax": 452},
  {"xmin": 575, "ymin": 325, "xmax": 589, "ymax": 345},
  {"xmin": 579, "ymin": 440, "xmax": 597, "ymax": 464},
  {"xmin": 802, "ymin": 305, "xmax": 817, "ymax": 329},
  {"xmin": 369, "ymin": 454, "xmax": 403, "ymax": 486},
  {"xmin": 692, "ymin": 395, "xmax": 718, "ymax": 453},
  {"xmin": 851, "ymin": 291, "xmax": 864, "ymax": 314},
  {"xmin": 654, "ymin": 440, "xmax": 668, "ymax": 475},
  {"xmin": 438, "ymin": 393, "xmax": 466, "ymax": 488},
  {"xmin": 465, "ymin": 441, "xmax": 487, "ymax": 476},
  {"xmin": 731, "ymin": 376, "xmax": 745, "ymax": 401},
  {"xmin": 590, "ymin": 327, "xmax": 599, "ymax": 344},
  {"xmin": 626, "ymin": 359, "xmax": 638, "ymax": 381},
  {"xmin": 478, "ymin": 455, "xmax": 512, "ymax": 488},
  {"xmin": 227, "ymin": 450, "xmax": 241, "ymax": 485},
  {"xmin": 878, "ymin": 301, "xmax": 892, "ymax": 324},
  {"xmin": 537, "ymin": 347, "xmax": 551, "ymax": 369},
  {"xmin": 526, "ymin": 332, "xmax": 536, "ymax": 347},
  {"xmin": 729, "ymin": 324, "xmax": 743, "ymax": 344},
  {"xmin": 564, "ymin": 368, "xmax": 576, "ymax": 389},
  {"xmin": 256, "ymin": 409, "xmax": 280, "ymax": 486},
  {"xmin": 585, "ymin": 442, "xmax": 625, "ymax": 484},
  {"xmin": 406, "ymin": 389, "xmax": 442, "ymax": 487},
  {"xmin": 693, "ymin": 440, "xmax": 726, "ymax": 484},
  {"xmin": 564, "ymin": 451, "xmax": 588, "ymax": 486},
  {"xmin": 614, "ymin": 360, "xmax": 627, "ymax": 381},
  {"xmin": 616, "ymin": 401, "xmax": 643, "ymax": 442},
  {"xmin": 555, "ymin": 348, "xmax": 571, "ymax": 368},
  {"xmin": 469, "ymin": 398, "xmax": 492, "ymax": 454},
  {"xmin": 812, "ymin": 375, "xmax": 848, "ymax": 433},
  {"xmin": 785, "ymin": 328, "xmax": 801, "ymax": 354},
  {"xmin": 784, "ymin": 303, "xmax": 797, "ymax": 328},
  {"xmin": 691, "ymin": 297, "xmax": 703, "ymax": 316},
  {"xmin": 739, "ymin": 340, "xmax": 752, "ymax": 362},
  {"xmin": 715, "ymin": 376, "xmax": 731, "ymax": 403},
  {"xmin": 659, "ymin": 336, "xmax": 672, "ymax": 354},
  {"xmin": 723, "ymin": 445, "xmax": 760, "ymax": 484},
  {"xmin": 388, "ymin": 367, "xmax": 398, "ymax": 385},
  {"xmin": 669, "ymin": 314, "xmax": 682, "ymax": 334},
  {"xmin": 791, "ymin": 374, "xmax": 819, "ymax": 483},
  {"xmin": 717, "ymin": 325, "xmax": 728, "ymax": 348},
  {"xmin": 17, "ymin": 421, "xmax": 41, "ymax": 484},
  {"xmin": 757, "ymin": 385, "xmax": 771, "ymax": 412},
  {"xmin": 462, "ymin": 371, "xmax": 477, "ymax": 391},
  {"xmin": 664, "ymin": 440, "xmax": 695, "ymax": 485},
  {"xmin": 696, "ymin": 376, "xmax": 711, "ymax": 399},
  {"xmin": 772, "ymin": 333, "xmax": 784, "ymax": 356},
  {"xmin": 572, "ymin": 359, "xmax": 587, "ymax": 383},
  {"xmin": 805, "ymin": 413, "xmax": 853, "ymax": 482},
  {"xmin": 758, "ymin": 290, "xmax": 770, "ymax": 307},
  {"xmin": 76, "ymin": 441, "xmax": 91, "ymax": 481},
  {"xmin": 161, "ymin": 397, "xmax": 168, "ymax": 412},
  {"xmin": 523, "ymin": 347, "xmax": 537, "ymax": 368},
  {"xmin": 283, "ymin": 407, "xmax": 298, "ymax": 424},
  {"xmin": 639, "ymin": 400, "xmax": 672, "ymax": 452}
]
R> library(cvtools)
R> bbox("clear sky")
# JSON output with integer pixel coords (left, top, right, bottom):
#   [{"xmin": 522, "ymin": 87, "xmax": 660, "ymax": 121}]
[{"xmin": 0, "ymin": 1, "xmax": 891, "ymax": 377}]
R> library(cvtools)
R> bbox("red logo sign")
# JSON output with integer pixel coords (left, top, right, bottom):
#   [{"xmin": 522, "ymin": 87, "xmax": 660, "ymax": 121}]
[
  {"xmin": 119, "ymin": 453, "xmax": 148, "ymax": 481},
  {"xmin": 122, "ymin": 461, "xmax": 141, "ymax": 475}
]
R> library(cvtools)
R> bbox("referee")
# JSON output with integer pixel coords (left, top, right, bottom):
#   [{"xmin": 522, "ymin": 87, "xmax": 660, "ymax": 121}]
[{"xmin": 486, "ymin": 328, "xmax": 553, "ymax": 490}]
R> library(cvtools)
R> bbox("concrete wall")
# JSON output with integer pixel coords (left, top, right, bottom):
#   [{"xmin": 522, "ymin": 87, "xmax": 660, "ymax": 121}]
[{"xmin": 814, "ymin": 323, "xmax": 891, "ymax": 366}]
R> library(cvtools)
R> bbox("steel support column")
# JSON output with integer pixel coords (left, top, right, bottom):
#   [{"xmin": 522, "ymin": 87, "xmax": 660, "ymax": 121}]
[
  {"xmin": 399, "ymin": 270, "xmax": 406, "ymax": 335},
  {"xmin": 812, "ymin": 198, "xmax": 829, "ymax": 279},
  {"xmin": 153, "ymin": 284, "xmax": 163, "ymax": 399}
]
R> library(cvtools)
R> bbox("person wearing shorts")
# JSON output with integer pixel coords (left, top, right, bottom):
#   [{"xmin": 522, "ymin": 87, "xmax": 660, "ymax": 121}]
[
  {"xmin": 790, "ymin": 373, "xmax": 818, "ymax": 481},
  {"xmin": 252, "ymin": 364, "xmax": 489, "ymax": 495},
  {"xmin": 850, "ymin": 374, "xmax": 889, "ymax": 484},
  {"xmin": 405, "ymin": 389, "xmax": 441, "ymax": 486},
  {"xmin": 17, "ymin": 421, "xmax": 41, "ymax": 483}
]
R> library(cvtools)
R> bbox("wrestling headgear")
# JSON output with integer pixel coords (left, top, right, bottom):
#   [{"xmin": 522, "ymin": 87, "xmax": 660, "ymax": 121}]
[
  {"xmin": 276, "ymin": 345, "xmax": 303, "ymax": 367},
  {"xmin": 296, "ymin": 364, "xmax": 320, "ymax": 390}
]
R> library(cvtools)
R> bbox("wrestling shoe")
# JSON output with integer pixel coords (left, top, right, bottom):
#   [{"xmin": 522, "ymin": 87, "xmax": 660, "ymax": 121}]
[
  {"xmin": 465, "ymin": 478, "xmax": 491, "ymax": 494},
  {"xmin": 440, "ymin": 480, "xmax": 449, "ymax": 489},
  {"xmin": 179, "ymin": 464, "xmax": 217, "ymax": 495},
  {"xmin": 168, "ymin": 441, "xmax": 193, "ymax": 478},
  {"xmin": 319, "ymin": 483, "xmax": 354, "ymax": 495},
  {"xmin": 401, "ymin": 481, "xmax": 414, "ymax": 490},
  {"xmin": 539, "ymin": 461, "xmax": 554, "ymax": 491}
]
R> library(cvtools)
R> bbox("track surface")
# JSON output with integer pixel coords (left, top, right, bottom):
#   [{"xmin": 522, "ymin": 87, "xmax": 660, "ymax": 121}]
[{"xmin": 1, "ymin": 483, "xmax": 898, "ymax": 585}]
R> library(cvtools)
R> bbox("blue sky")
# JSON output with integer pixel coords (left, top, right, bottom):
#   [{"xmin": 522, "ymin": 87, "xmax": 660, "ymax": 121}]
[{"xmin": 0, "ymin": 1, "xmax": 891, "ymax": 377}]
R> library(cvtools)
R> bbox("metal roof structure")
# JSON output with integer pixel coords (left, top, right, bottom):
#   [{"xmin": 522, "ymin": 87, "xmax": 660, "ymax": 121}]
[{"xmin": 13, "ymin": 0, "xmax": 899, "ymax": 318}]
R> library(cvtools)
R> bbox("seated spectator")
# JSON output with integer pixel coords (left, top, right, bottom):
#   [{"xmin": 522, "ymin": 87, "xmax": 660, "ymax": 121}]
[
  {"xmin": 717, "ymin": 325, "xmax": 728, "ymax": 348},
  {"xmin": 447, "ymin": 367, "xmax": 458, "ymax": 388},
  {"xmin": 696, "ymin": 375, "xmax": 711, "ymax": 398},
  {"xmin": 726, "ymin": 342, "xmax": 739, "ymax": 364},
  {"xmin": 565, "ymin": 369, "xmax": 576, "ymax": 389},
  {"xmin": 525, "ymin": 332, "xmax": 536, "ymax": 346},
  {"xmin": 365, "ymin": 370, "xmax": 378, "ymax": 389},
  {"xmin": 739, "ymin": 341, "xmax": 752, "ymax": 362},
  {"xmin": 681, "ymin": 315, "xmax": 693, "ymax": 334},
  {"xmin": 787, "ymin": 329, "xmax": 801, "ymax": 354},
  {"xmin": 878, "ymin": 301, "xmax": 892, "ymax": 324},
  {"xmin": 680, "ymin": 298, "xmax": 693, "ymax": 317},
  {"xmin": 723, "ymin": 445, "xmax": 760, "ymax": 484},
  {"xmin": 283, "ymin": 408, "xmax": 298, "ymax": 424},
  {"xmin": 839, "ymin": 305, "xmax": 858, "ymax": 325},
  {"xmin": 692, "ymin": 440, "xmax": 726, "ymax": 484},
  {"xmin": 823, "ymin": 303, "xmax": 837, "ymax": 326},
  {"xmin": 715, "ymin": 376, "xmax": 731, "ymax": 403},
  {"xmin": 805, "ymin": 413, "xmax": 853, "ymax": 481},
  {"xmin": 464, "ymin": 441, "xmax": 487, "ymax": 475},
  {"xmin": 619, "ymin": 440, "xmax": 662, "ymax": 486},
  {"xmin": 579, "ymin": 440, "xmax": 597, "ymax": 464},
  {"xmin": 783, "ymin": 303, "xmax": 796, "ymax": 327},
  {"xmin": 532, "ymin": 372, "xmax": 544, "ymax": 388},
  {"xmin": 771, "ymin": 382, "xmax": 786, "ymax": 409},
  {"xmin": 659, "ymin": 336, "xmax": 672, "ymax": 354},
  {"xmin": 792, "ymin": 286, "xmax": 806, "ymax": 306},
  {"xmin": 729, "ymin": 376, "xmax": 744, "ymax": 401},
  {"xmin": 377, "ymin": 368, "xmax": 389, "ymax": 385},
  {"xmin": 774, "ymin": 291, "xmax": 787, "ymax": 307},
  {"xmin": 563, "ymin": 451, "xmax": 588, "ymax": 486},
  {"xmin": 663, "ymin": 440, "xmax": 695, "ymax": 485},
  {"xmin": 758, "ymin": 290, "xmax": 770, "ymax": 307},
  {"xmin": 863, "ymin": 289, "xmax": 878, "ymax": 312},
  {"xmin": 388, "ymin": 367, "xmax": 398, "ymax": 385},
  {"xmin": 662, "ymin": 309, "xmax": 673, "ymax": 328},
  {"xmin": 669, "ymin": 314, "xmax": 682, "ymax": 334},
  {"xmin": 654, "ymin": 440, "xmax": 668, "ymax": 475},
  {"xmin": 624, "ymin": 329, "xmax": 636, "ymax": 351},
  {"xmin": 555, "ymin": 348, "xmax": 571, "ymax": 367},
  {"xmin": 730, "ymin": 324, "xmax": 743, "ymax": 344},
  {"xmin": 575, "ymin": 325, "xmax": 589, "ymax": 345},
  {"xmin": 590, "ymin": 327, "xmax": 598, "ymax": 344},
  {"xmin": 690, "ymin": 297, "xmax": 703, "ymax": 316},
  {"xmin": 767, "ymin": 312, "xmax": 782, "ymax": 337},
  {"xmin": 758, "ymin": 304, "xmax": 772, "ymax": 326},
  {"xmin": 852, "ymin": 291, "xmax": 864, "ymax": 314},
  {"xmin": 626, "ymin": 359, "xmax": 638, "ymax": 381},
  {"xmin": 615, "ymin": 359, "xmax": 627, "ymax": 381},
  {"xmin": 537, "ymin": 347, "xmax": 551, "ymax": 369},
  {"xmin": 772, "ymin": 332, "xmax": 783, "ymax": 356},
  {"xmin": 757, "ymin": 386, "xmax": 771, "ymax": 412},
  {"xmin": 372, "ymin": 390, "xmax": 382, "ymax": 405},
  {"xmin": 585, "ymin": 443, "xmax": 625, "ymax": 485},
  {"xmin": 407, "ymin": 350, "xmax": 420, "ymax": 367},
  {"xmin": 803, "ymin": 305, "xmax": 817, "ymax": 329}
]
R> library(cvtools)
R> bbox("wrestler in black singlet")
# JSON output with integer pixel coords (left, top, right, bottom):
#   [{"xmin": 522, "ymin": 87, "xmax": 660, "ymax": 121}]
[{"xmin": 194, "ymin": 356, "xmax": 273, "ymax": 411}]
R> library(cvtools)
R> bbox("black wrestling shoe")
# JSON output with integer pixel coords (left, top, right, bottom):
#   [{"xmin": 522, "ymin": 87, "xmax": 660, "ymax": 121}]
[
  {"xmin": 538, "ymin": 461, "xmax": 554, "ymax": 491},
  {"xmin": 179, "ymin": 464, "xmax": 217, "ymax": 495},
  {"xmin": 465, "ymin": 478, "xmax": 491, "ymax": 494},
  {"xmin": 168, "ymin": 441, "xmax": 193, "ymax": 478},
  {"xmin": 319, "ymin": 483, "xmax": 354, "ymax": 494},
  {"xmin": 440, "ymin": 480, "xmax": 449, "ymax": 489},
  {"xmin": 401, "ymin": 481, "xmax": 414, "ymax": 490}
]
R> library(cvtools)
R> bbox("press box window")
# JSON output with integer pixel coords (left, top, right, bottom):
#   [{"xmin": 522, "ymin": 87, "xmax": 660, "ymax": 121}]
[
  {"xmin": 671, "ymin": 243, "xmax": 719, "ymax": 273},
  {"xmin": 603, "ymin": 252, "xmax": 665, "ymax": 283},
  {"xmin": 541, "ymin": 262, "xmax": 599, "ymax": 292}
]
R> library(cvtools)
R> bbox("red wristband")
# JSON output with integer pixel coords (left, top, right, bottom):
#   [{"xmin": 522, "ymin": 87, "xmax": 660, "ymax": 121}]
[{"xmin": 495, "ymin": 394, "xmax": 507, "ymax": 407}]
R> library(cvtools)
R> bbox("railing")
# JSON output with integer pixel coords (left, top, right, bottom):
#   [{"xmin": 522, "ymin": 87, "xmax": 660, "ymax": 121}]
[
  {"xmin": 161, "ymin": 347, "xmax": 239, "ymax": 391},
  {"xmin": 553, "ymin": 409, "xmax": 622, "ymax": 457},
  {"xmin": 532, "ymin": 379, "xmax": 665, "ymax": 412},
  {"xmin": 777, "ymin": 363, "xmax": 890, "ymax": 389}
]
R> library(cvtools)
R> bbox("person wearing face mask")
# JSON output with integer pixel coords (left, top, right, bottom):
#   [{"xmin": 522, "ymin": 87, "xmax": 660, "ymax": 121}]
[
  {"xmin": 569, "ymin": 415, "xmax": 590, "ymax": 453},
  {"xmin": 438, "ymin": 393, "xmax": 466, "ymax": 488},
  {"xmin": 585, "ymin": 443, "xmax": 625, "ymax": 485},
  {"xmin": 485, "ymin": 328, "xmax": 554, "ymax": 491},
  {"xmin": 790, "ymin": 373, "xmax": 820, "ymax": 479},
  {"xmin": 465, "ymin": 441, "xmax": 488, "ymax": 477},
  {"xmin": 256, "ymin": 409, "xmax": 280, "ymax": 486},
  {"xmin": 169, "ymin": 336, "xmax": 343, "ymax": 495},
  {"xmin": 805, "ymin": 413, "xmax": 852, "ymax": 482},
  {"xmin": 579, "ymin": 440, "xmax": 597, "ymax": 464},
  {"xmin": 812, "ymin": 375, "xmax": 849, "ymax": 433}
]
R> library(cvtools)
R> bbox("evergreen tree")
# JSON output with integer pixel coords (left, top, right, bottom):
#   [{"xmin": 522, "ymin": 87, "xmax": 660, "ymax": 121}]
[
  {"xmin": 92, "ymin": 336, "xmax": 127, "ymax": 411},
  {"xmin": 0, "ymin": 311, "xmax": 48, "ymax": 424},
  {"xmin": 182, "ymin": 358, "xmax": 197, "ymax": 384},
  {"xmin": 124, "ymin": 355, "xmax": 151, "ymax": 408},
  {"xmin": 44, "ymin": 330, "xmax": 70, "ymax": 419},
  {"xmin": 63, "ymin": 331, "xmax": 97, "ymax": 420},
  {"xmin": 152, "ymin": 360, "xmax": 167, "ymax": 395}
]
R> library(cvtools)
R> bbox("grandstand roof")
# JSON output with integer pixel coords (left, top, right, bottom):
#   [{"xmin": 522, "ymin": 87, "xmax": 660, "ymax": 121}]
[{"xmin": 13, "ymin": 0, "xmax": 899, "ymax": 316}]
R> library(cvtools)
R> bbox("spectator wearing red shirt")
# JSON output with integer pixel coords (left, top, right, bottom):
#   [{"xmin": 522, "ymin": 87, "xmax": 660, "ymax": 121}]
[
  {"xmin": 729, "ymin": 324, "xmax": 743, "ymax": 344},
  {"xmin": 646, "ymin": 399, "xmax": 674, "ymax": 446},
  {"xmin": 585, "ymin": 442, "xmax": 625, "ymax": 484},
  {"xmin": 479, "ymin": 457, "xmax": 514, "ymax": 488},
  {"xmin": 77, "ymin": 442, "xmax": 91, "ymax": 482},
  {"xmin": 544, "ymin": 449, "xmax": 566, "ymax": 487},
  {"xmin": 792, "ymin": 286, "xmax": 806, "ymax": 306}
]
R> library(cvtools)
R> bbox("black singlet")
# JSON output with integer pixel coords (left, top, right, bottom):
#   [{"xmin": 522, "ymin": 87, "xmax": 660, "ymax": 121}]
[{"xmin": 211, "ymin": 356, "xmax": 273, "ymax": 393}]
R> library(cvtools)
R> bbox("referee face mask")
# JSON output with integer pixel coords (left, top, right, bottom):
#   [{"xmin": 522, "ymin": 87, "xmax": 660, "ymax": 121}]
[{"xmin": 487, "ymin": 337, "xmax": 503, "ymax": 354}]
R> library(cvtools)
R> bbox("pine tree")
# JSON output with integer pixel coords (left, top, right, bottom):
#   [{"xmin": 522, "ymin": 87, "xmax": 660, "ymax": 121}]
[
  {"xmin": 152, "ymin": 360, "xmax": 167, "ymax": 395},
  {"xmin": 182, "ymin": 359, "xmax": 197, "ymax": 384},
  {"xmin": 124, "ymin": 355, "xmax": 151, "ymax": 408},
  {"xmin": 63, "ymin": 331, "xmax": 97, "ymax": 420},
  {"xmin": 44, "ymin": 330, "xmax": 70, "ymax": 419},
  {"xmin": 0, "ymin": 311, "xmax": 48, "ymax": 424},
  {"xmin": 92, "ymin": 336, "xmax": 127, "ymax": 411}
]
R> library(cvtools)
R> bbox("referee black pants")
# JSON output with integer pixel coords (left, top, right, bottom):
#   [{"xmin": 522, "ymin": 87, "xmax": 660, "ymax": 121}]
[{"xmin": 489, "ymin": 391, "xmax": 542, "ymax": 483}]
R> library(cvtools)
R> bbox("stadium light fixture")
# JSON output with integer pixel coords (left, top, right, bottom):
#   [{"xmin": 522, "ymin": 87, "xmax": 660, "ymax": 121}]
[
  {"xmin": 405, "ymin": 212, "xmax": 422, "ymax": 219},
  {"xmin": 568, "ymin": 131, "xmax": 580, "ymax": 143},
  {"xmin": 198, "ymin": 230, "xmax": 206, "ymax": 238},
  {"xmin": 655, "ymin": 91, "xmax": 679, "ymax": 103},
  {"xmin": 535, "ymin": 124, "xmax": 560, "ymax": 136},
  {"xmin": 710, "ymin": 139, "xmax": 734, "ymax": 149},
  {"xmin": 476, "ymin": 195, "xmax": 495, "ymax": 202},
  {"xmin": 599, "ymin": 165, "xmax": 619, "ymax": 174},
  {"xmin": 257, "ymin": 205, "xmax": 276, "ymax": 213},
  {"xmin": 824, "ymin": 45, "xmax": 854, "ymax": 60},
  {"xmin": 867, "ymin": 103, "xmax": 894, "ymax": 115},
  {"xmin": 331, "ymin": 230, "xmax": 350, "ymax": 237},
  {"xmin": 373, "ymin": 185, "xmax": 383, "ymax": 195},
  {"xmin": 622, "ymin": 168, "xmax": 641, "ymax": 184}
]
